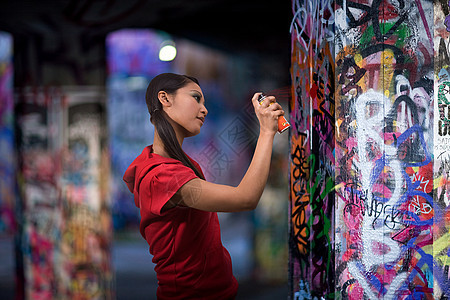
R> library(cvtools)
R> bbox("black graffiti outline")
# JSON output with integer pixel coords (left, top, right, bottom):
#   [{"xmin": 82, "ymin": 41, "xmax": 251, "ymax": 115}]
[
  {"xmin": 337, "ymin": 56, "xmax": 366, "ymax": 96},
  {"xmin": 308, "ymin": 150, "xmax": 335, "ymax": 294},
  {"xmin": 290, "ymin": 140, "xmax": 311, "ymax": 261}
]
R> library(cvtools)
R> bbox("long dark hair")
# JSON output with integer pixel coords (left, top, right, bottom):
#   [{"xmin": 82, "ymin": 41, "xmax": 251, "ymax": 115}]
[{"xmin": 146, "ymin": 73, "xmax": 205, "ymax": 180}]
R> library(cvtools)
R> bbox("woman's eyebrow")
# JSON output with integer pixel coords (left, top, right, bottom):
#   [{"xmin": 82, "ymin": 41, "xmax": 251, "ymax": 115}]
[
  {"xmin": 190, "ymin": 89, "xmax": 202, "ymax": 95},
  {"xmin": 190, "ymin": 90, "xmax": 204, "ymax": 98}
]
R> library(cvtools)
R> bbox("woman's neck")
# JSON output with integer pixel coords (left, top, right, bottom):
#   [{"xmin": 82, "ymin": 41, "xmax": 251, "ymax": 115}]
[{"xmin": 152, "ymin": 130, "xmax": 184, "ymax": 158}]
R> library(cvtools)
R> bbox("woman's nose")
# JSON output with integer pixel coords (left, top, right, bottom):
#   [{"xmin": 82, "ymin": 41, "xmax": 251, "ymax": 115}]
[{"xmin": 201, "ymin": 105, "xmax": 208, "ymax": 116}]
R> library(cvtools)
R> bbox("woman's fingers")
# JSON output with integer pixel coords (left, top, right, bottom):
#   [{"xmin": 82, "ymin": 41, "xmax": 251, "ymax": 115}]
[
  {"xmin": 267, "ymin": 102, "xmax": 282, "ymax": 111},
  {"xmin": 252, "ymin": 92, "xmax": 263, "ymax": 107},
  {"xmin": 252, "ymin": 93, "xmax": 276, "ymax": 107},
  {"xmin": 252, "ymin": 93, "xmax": 284, "ymax": 114},
  {"xmin": 261, "ymin": 96, "xmax": 276, "ymax": 107},
  {"xmin": 251, "ymin": 92, "xmax": 285, "ymax": 133}
]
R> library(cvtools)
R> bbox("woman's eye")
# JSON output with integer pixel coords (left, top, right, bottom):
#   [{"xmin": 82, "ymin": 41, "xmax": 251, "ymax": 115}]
[{"xmin": 193, "ymin": 95, "xmax": 201, "ymax": 102}]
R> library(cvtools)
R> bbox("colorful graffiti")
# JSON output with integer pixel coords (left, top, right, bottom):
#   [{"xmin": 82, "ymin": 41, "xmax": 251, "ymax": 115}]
[
  {"xmin": 289, "ymin": 0, "xmax": 336, "ymax": 297},
  {"xmin": 15, "ymin": 88, "xmax": 113, "ymax": 299},
  {"xmin": 334, "ymin": 0, "xmax": 437, "ymax": 298},
  {"xmin": 434, "ymin": 1, "xmax": 450, "ymax": 298},
  {"xmin": 290, "ymin": 0, "xmax": 449, "ymax": 298}
]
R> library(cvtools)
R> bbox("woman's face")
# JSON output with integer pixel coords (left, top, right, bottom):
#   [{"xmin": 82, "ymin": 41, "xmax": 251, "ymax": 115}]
[{"xmin": 164, "ymin": 81, "xmax": 208, "ymax": 138}]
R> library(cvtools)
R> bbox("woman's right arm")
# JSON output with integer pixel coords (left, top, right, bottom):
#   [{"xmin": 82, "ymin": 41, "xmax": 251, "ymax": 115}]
[{"xmin": 171, "ymin": 92, "xmax": 285, "ymax": 212}]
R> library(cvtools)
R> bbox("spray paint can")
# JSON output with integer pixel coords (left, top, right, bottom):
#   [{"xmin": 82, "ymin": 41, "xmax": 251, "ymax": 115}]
[{"xmin": 258, "ymin": 93, "xmax": 290, "ymax": 134}]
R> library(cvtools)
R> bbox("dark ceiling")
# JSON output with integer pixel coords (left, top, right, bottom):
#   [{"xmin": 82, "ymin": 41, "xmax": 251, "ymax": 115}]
[
  {"xmin": 0, "ymin": 0, "xmax": 292, "ymax": 59},
  {"xmin": 0, "ymin": 0, "xmax": 293, "ymax": 87}
]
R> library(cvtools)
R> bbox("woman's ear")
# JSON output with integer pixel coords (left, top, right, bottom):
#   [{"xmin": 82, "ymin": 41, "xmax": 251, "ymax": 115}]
[{"xmin": 157, "ymin": 91, "xmax": 172, "ymax": 107}]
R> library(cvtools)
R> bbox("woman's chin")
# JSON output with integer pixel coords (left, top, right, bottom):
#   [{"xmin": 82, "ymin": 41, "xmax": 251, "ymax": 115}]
[
  {"xmin": 190, "ymin": 130, "xmax": 201, "ymax": 137},
  {"xmin": 185, "ymin": 129, "xmax": 200, "ymax": 137}
]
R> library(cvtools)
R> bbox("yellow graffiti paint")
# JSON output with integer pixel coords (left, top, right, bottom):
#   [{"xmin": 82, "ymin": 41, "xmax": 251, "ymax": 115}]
[
  {"xmin": 434, "ymin": 232, "xmax": 450, "ymax": 254},
  {"xmin": 434, "ymin": 175, "xmax": 444, "ymax": 188},
  {"xmin": 433, "ymin": 232, "xmax": 450, "ymax": 268},
  {"xmin": 381, "ymin": 49, "xmax": 395, "ymax": 96}
]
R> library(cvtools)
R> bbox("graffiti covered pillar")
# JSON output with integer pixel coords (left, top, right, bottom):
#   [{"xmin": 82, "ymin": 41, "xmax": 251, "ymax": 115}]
[
  {"xmin": 334, "ymin": 0, "xmax": 435, "ymax": 298},
  {"xmin": 289, "ymin": 0, "xmax": 336, "ymax": 298},
  {"xmin": 15, "ymin": 88, "xmax": 113, "ymax": 299},
  {"xmin": 434, "ymin": 1, "xmax": 450, "ymax": 298},
  {"xmin": 290, "ymin": 0, "xmax": 449, "ymax": 298}
]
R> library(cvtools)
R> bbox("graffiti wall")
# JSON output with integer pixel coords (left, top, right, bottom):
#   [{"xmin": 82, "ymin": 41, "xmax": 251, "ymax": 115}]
[
  {"xmin": 289, "ymin": 0, "xmax": 336, "ymax": 297},
  {"xmin": 15, "ymin": 88, "xmax": 113, "ymax": 299},
  {"xmin": 334, "ymin": 0, "xmax": 436, "ymax": 298},
  {"xmin": 434, "ymin": 1, "xmax": 450, "ymax": 298},
  {"xmin": 290, "ymin": 0, "xmax": 449, "ymax": 298}
]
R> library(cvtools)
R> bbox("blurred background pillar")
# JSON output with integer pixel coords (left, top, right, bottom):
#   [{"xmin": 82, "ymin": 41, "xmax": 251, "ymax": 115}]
[
  {"xmin": 0, "ymin": 31, "xmax": 15, "ymax": 234},
  {"xmin": 15, "ymin": 87, "xmax": 113, "ymax": 299},
  {"xmin": 106, "ymin": 29, "xmax": 168, "ymax": 230}
]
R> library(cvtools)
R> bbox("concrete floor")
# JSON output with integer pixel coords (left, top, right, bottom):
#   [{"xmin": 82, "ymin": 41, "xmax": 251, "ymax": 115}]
[
  {"xmin": 113, "ymin": 235, "xmax": 288, "ymax": 300},
  {"xmin": 0, "ymin": 235, "xmax": 15, "ymax": 299},
  {"xmin": 0, "ymin": 234, "xmax": 287, "ymax": 299}
]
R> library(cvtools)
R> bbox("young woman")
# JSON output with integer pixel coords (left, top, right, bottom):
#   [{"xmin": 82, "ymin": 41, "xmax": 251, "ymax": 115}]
[{"xmin": 123, "ymin": 73, "xmax": 285, "ymax": 299}]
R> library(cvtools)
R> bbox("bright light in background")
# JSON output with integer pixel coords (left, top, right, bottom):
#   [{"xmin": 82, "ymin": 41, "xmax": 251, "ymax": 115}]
[{"xmin": 159, "ymin": 41, "xmax": 177, "ymax": 61}]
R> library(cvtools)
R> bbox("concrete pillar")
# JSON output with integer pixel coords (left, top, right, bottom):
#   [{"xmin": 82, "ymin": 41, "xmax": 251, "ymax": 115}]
[{"xmin": 289, "ymin": 0, "xmax": 449, "ymax": 298}]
